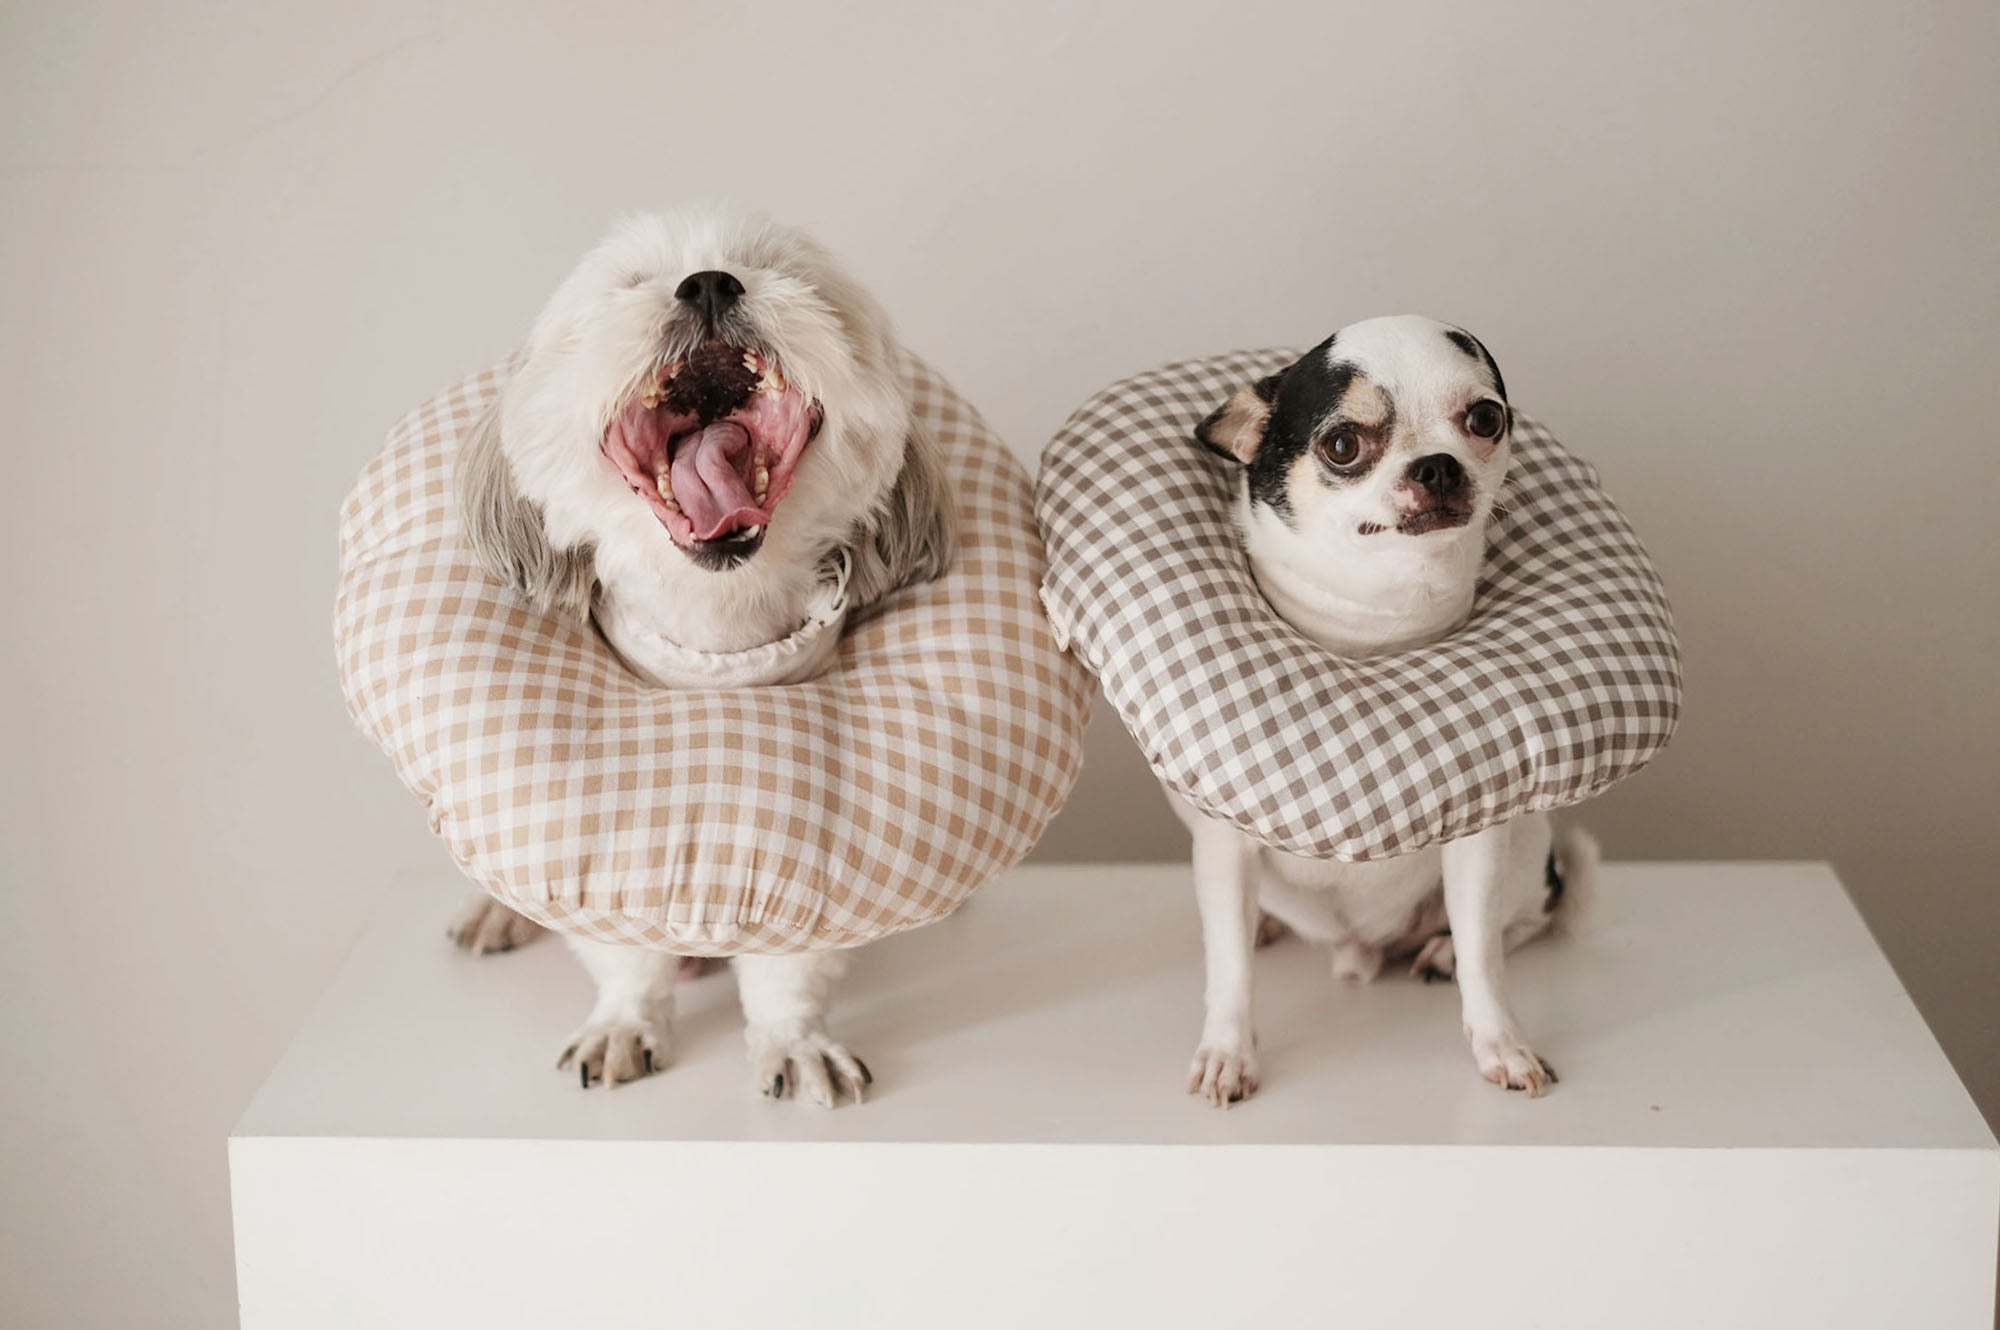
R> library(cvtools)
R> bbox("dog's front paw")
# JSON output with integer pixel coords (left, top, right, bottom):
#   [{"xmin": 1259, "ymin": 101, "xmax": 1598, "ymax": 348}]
[
  {"xmin": 1466, "ymin": 1028, "xmax": 1557, "ymax": 1096},
  {"xmin": 1187, "ymin": 1041, "xmax": 1260, "ymax": 1107},
  {"xmin": 447, "ymin": 895, "xmax": 545, "ymax": 955},
  {"xmin": 558, "ymin": 1016, "xmax": 669, "ymax": 1089},
  {"xmin": 746, "ymin": 1020, "xmax": 871, "ymax": 1108}
]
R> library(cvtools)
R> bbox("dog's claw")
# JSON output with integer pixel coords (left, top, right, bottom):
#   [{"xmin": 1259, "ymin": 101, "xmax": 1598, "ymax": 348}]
[
  {"xmin": 746, "ymin": 1020, "xmax": 870, "ymax": 1108},
  {"xmin": 558, "ymin": 1016, "xmax": 669, "ymax": 1090},
  {"xmin": 1187, "ymin": 1041, "xmax": 1260, "ymax": 1108},
  {"xmin": 855, "ymin": 1057, "xmax": 873, "ymax": 1086},
  {"xmin": 1469, "ymin": 1031, "xmax": 1557, "ymax": 1096}
]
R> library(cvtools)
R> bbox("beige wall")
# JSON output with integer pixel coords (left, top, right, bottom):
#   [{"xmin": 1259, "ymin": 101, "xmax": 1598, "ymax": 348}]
[{"xmin": 3, "ymin": 2, "xmax": 1995, "ymax": 1326}]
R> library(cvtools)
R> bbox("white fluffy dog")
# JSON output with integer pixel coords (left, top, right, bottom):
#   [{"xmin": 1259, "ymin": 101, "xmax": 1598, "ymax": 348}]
[
  {"xmin": 450, "ymin": 208, "xmax": 954, "ymax": 1107},
  {"xmin": 1180, "ymin": 315, "xmax": 1599, "ymax": 1106}
]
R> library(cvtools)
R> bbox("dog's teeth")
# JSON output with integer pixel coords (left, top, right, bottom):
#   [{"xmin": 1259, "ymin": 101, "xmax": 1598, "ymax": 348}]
[
  {"xmin": 656, "ymin": 471, "xmax": 678, "ymax": 510},
  {"xmin": 753, "ymin": 462, "xmax": 770, "ymax": 500},
  {"xmin": 743, "ymin": 350, "xmax": 761, "ymax": 372},
  {"xmin": 666, "ymin": 358, "xmax": 684, "ymax": 379},
  {"xmin": 758, "ymin": 365, "xmax": 787, "ymax": 396},
  {"xmin": 640, "ymin": 387, "xmax": 663, "ymax": 409}
]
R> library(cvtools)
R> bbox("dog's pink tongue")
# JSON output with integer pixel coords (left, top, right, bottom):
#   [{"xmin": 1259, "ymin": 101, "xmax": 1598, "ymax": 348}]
[{"xmin": 670, "ymin": 421, "xmax": 761, "ymax": 540}]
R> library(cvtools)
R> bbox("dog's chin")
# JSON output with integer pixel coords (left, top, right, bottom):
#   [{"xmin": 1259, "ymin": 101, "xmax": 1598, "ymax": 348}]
[
  {"xmin": 600, "ymin": 341, "xmax": 825, "ymax": 571},
  {"xmin": 683, "ymin": 526, "xmax": 767, "ymax": 571}
]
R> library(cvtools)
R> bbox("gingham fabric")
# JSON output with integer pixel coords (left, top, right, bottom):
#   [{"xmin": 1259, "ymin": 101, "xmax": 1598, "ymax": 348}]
[
  {"xmin": 337, "ymin": 356, "xmax": 1092, "ymax": 954},
  {"xmin": 1035, "ymin": 349, "xmax": 1681, "ymax": 862}
]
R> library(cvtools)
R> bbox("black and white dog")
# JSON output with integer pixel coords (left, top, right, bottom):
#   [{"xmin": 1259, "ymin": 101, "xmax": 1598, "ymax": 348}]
[{"xmin": 1177, "ymin": 315, "xmax": 1599, "ymax": 1106}]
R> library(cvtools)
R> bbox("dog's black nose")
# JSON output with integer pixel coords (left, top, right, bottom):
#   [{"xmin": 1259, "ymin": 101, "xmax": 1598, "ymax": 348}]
[
  {"xmin": 1407, "ymin": 453, "xmax": 1467, "ymax": 497},
  {"xmin": 674, "ymin": 269, "xmax": 745, "ymax": 326}
]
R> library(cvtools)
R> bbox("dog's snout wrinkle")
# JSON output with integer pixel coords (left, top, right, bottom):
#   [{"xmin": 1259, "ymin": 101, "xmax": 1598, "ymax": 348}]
[{"xmin": 674, "ymin": 269, "xmax": 745, "ymax": 326}]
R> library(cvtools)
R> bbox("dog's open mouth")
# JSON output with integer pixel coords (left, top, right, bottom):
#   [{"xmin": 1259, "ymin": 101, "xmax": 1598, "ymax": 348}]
[{"xmin": 601, "ymin": 342, "xmax": 823, "ymax": 568}]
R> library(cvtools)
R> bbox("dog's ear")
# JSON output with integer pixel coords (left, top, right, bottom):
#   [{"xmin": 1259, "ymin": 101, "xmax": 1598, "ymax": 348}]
[
  {"xmin": 1443, "ymin": 326, "xmax": 1507, "ymax": 403},
  {"xmin": 844, "ymin": 424, "xmax": 958, "ymax": 617},
  {"xmin": 457, "ymin": 397, "xmax": 598, "ymax": 620},
  {"xmin": 1194, "ymin": 371, "xmax": 1286, "ymax": 464}
]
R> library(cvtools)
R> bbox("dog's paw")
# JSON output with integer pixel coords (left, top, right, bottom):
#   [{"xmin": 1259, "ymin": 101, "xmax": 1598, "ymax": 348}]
[
  {"xmin": 447, "ymin": 896, "xmax": 545, "ymax": 956},
  {"xmin": 1187, "ymin": 1041, "xmax": 1260, "ymax": 1108},
  {"xmin": 1330, "ymin": 939, "xmax": 1383, "ymax": 984},
  {"xmin": 558, "ymin": 1017, "xmax": 669, "ymax": 1089},
  {"xmin": 1410, "ymin": 932, "xmax": 1456, "ymax": 983},
  {"xmin": 1467, "ymin": 1029, "xmax": 1557, "ymax": 1096},
  {"xmin": 746, "ymin": 1020, "xmax": 871, "ymax": 1108}
]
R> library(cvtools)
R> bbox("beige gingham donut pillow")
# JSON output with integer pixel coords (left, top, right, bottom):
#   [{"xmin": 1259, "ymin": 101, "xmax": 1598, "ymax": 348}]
[
  {"xmin": 1035, "ymin": 349, "xmax": 1682, "ymax": 862},
  {"xmin": 338, "ymin": 356, "xmax": 1092, "ymax": 954}
]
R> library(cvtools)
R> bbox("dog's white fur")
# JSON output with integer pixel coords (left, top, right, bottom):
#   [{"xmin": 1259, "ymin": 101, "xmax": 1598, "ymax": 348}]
[
  {"xmin": 1177, "ymin": 314, "xmax": 1599, "ymax": 1106},
  {"xmin": 449, "ymin": 208, "xmax": 954, "ymax": 1105}
]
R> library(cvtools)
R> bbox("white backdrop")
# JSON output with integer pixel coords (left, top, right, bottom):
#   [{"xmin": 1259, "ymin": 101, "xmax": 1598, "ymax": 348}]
[{"xmin": 3, "ymin": 3, "xmax": 1996, "ymax": 1326}]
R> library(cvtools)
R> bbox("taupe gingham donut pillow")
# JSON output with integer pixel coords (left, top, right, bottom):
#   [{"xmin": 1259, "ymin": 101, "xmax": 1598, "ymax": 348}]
[
  {"xmin": 1035, "ymin": 350, "xmax": 1681, "ymax": 861},
  {"xmin": 338, "ymin": 356, "xmax": 1091, "ymax": 954}
]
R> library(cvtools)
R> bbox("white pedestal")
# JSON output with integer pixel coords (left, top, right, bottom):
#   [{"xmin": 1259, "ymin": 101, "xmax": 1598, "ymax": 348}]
[{"xmin": 231, "ymin": 863, "xmax": 1998, "ymax": 1329}]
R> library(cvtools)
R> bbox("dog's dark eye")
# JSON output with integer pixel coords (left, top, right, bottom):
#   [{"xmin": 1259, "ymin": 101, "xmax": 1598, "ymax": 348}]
[
  {"xmin": 1465, "ymin": 401, "xmax": 1506, "ymax": 439},
  {"xmin": 1317, "ymin": 429, "xmax": 1364, "ymax": 469}
]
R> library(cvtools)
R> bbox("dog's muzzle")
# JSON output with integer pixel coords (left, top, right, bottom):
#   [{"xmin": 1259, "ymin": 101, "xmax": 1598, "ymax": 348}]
[{"xmin": 1389, "ymin": 452, "xmax": 1474, "ymax": 535}]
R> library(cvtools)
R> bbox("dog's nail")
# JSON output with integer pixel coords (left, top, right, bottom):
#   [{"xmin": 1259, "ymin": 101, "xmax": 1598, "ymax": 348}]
[
  {"xmin": 580, "ymin": 1064, "xmax": 590, "ymax": 1090},
  {"xmin": 643, "ymin": 1049, "xmax": 653, "ymax": 1074},
  {"xmin": 771, "ymin": 1072, "xmax": 785, "ymax": 1098},
  {"xmin": 854, "ymin": 1057, "xmax": 872, "ymax": 1086}
]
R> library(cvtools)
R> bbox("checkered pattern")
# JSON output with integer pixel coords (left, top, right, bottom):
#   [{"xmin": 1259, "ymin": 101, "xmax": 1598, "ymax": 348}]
[
  {"xmin": 337, "ymin": 357, "xmax": 1092, "ymax": 954},
  {"xmin": 1035, "ymin": 349, "xmax": 1682, "ymax": 861}
]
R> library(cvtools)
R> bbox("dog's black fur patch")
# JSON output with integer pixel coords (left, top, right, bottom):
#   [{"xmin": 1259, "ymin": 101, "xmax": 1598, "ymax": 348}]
[
  {"xmin": 1240, "ymin": 336, "xmax": 1357, "ymax": 523},
  {"xmin": 1443, "ymin": 326, "xmax": 1508, "ymax": 403}
]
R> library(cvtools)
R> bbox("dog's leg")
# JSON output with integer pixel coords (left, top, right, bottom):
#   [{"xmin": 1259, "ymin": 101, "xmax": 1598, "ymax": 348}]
[
  {"xmin": 447, "ymin": 893, "xmax": 545, "ymax": 955},
  {"xmin": 1441, "ymin": 824, "xmax": 1555, "ymax": 1095},
  {"xmin": 734, "ymin": 951, "xmax": 870, "ymax": 1108},
  {"xmin": 1409, "ymin": 930, "xmax": 1456, "ymax": 982},
  {"xmin": 557, "ymin": 937, "xmax": 676, "ymax": 1088},
  {"xmin": 1187, "ymin": 819, "xmax": 1262, "ymax": 1107}
]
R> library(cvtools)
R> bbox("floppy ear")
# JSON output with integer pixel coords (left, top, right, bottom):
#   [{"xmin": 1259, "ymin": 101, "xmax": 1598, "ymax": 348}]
[
  {"xmin": 844, "ymin": 424, "xmax": 958, "ymax": 617},
  {"xmin": 1194, "ymin": 371, "xmax": 1285, "ymax": 464},
  {"xmin": 456, "ymin": 397, "xmax": 598, "ymax": 620}
]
